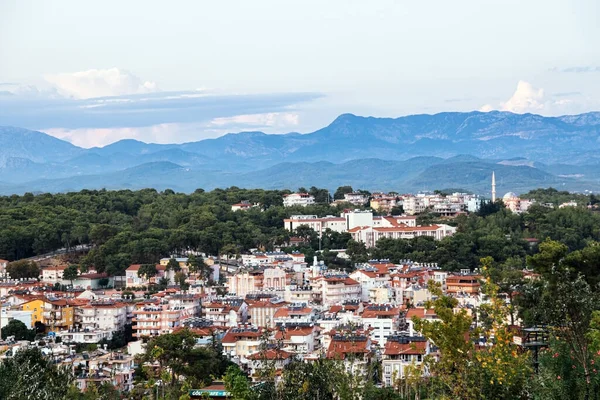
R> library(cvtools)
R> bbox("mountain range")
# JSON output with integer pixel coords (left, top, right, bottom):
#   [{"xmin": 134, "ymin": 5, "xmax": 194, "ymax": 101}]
[{"xmin": 1, "ymin": 110, "xmax": 600, "ymax": 195}]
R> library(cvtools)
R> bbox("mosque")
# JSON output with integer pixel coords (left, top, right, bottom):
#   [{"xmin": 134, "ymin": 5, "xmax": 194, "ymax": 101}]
[{"xmin": 492, "ymin": 172, "xmax": 534, "ymax": 213}]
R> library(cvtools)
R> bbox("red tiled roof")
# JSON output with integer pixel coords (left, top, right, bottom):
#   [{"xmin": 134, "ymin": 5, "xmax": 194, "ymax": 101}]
[
  {"xmin": 326, "ymin": 338, "xmax": 370, "ymax": 359},
  {"xmin": 247, "ymin": 349, "xmax": 294, "ymax": 360},
  {"xmin": 274, "ymin": 326, "xmax": 315, "ymax": 339},
  {"xmin": 383, "ymin": 340, "xmax": 427, "ymax": 355}
]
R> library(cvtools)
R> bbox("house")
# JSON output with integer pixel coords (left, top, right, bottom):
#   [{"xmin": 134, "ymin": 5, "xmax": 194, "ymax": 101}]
[
  {"xmin": 405, "ymin": 308, "xmax": 438, "ymax": 336},
  {"xmin": 382, "ymin": 336, "xmax": 429, "ymax": 386},
  {"xmin": 343, "ymin": 192, "xmax": 369, "ymax": 206},
  {"xmin": 273, "ymin": 304, "xmax": 317, "ymax": 325},
  {"xmin": 326, "ymin": 332, "xmax": 373, "ymax": 375},
  {"xmin": 21, "ymin": 297, "xmax": 75, "ymax": 332},
  {"xmin": 247, "ymin": 349, "xmax": 294, "ymax": 381},
  {"xmin": 204, "ymin": 300, "xmax": 247, "ymax": 327},
  {"xmin": 446, "ymin": 274, "xmax": 481, "ymax": 295},
  {"xmin": 132, "ymin": 299, "xmax": 198, "ymax": 338},
  {"xmin": 274, "ymin": 323, "xmax": 320, "ymax": 354},
  {"xmin": 69, "ymin": 273, "xmax": 114, "ymax": 290},
  {"xmin": 283, "ymin": 193, "xmax": 315, "ymax": 207},
  {"xmin": 246, "ymin": 299, "xmax": 287, "ymax": 328},
  {"xmin": 312, "ymin": 274, "xmax": 361, "ymax": 306},
  {"xmin": 80, "ymin": 300, "xmax": 128, "ymax": 332},
  {"xmin": 41, "ymin": 266, "xmax": 67, "ymax": 284},
  {"xmin": 125, "ymin": 264, "xmax": 167, "ymax": 288},
  {"xmin": 360, "ymin": 305, "xmax": 402, "ymax": 346},
  {"xmin": 221, "ymin": 326, "xmax": 265, "ymax": 361},
  {"xmin": 231, "ymin": 201, "xmax": 258, "ymax": 211}
]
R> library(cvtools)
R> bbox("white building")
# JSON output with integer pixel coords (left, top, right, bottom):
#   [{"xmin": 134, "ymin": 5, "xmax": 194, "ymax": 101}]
[
  {"xmin": 343, "ymin": 192, "xmax": 369, "ymax": 206},
  {"xmin": 80, "ymin": 301, "xmax": 128, "ymax": 332},
  {"xmin": 349, "ymin": 224, "xmax": 457, "ymax": 248},
  {"xmin": 283, "ymin": 215, "xmax": 347, "ymax": 233},
  {"xmin": 283, "ymin": 193, "xmax": 315, "ymax": 207}
]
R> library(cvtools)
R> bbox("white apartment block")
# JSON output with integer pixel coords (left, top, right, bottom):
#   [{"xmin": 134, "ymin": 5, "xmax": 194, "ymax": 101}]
[
  {"xmin": 349, "ymin": 224, "xmax": 457, "ymax": 248},
  {"xmin": 80, "ymin": 301, "xmax": 128, "ymax": 332},
  {"xmin": 283, "ymin": 215, "xmax": 347, "ymax": 233},
  {"xmin": 283, "ymin": 193, "xmax": 315, "ymax": 207},
  {"xmin": 343, "ymin": 192, "xmax": 369, "ymax": 206}
]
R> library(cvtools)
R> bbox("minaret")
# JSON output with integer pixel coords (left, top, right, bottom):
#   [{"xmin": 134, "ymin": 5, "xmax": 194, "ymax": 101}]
[{"xmin": 492, "ymin": 171, "xmax": 496, "ymax": 202}]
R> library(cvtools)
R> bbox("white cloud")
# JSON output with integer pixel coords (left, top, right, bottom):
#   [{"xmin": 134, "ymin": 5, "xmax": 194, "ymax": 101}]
[
  {"xmin": 209, "ymin": 112, "xmax": 300, "ymax": 128},
  {"xmin": 480, "ymin": 80, "xmax": 598, "ymax": 115},
  {"xmin": 43, "ymin": 113, "xmax": 302, "ymax": 148},
  {"xmin": 44, "ymin": 68, "xmax": 159, "ymax": 99},
  {"xmin": 500, "ymin": 80, "xmax": 545, "ymax": 113},
  {"xmin": 44, "ymin": 123, "xmax": 221, "ymax": 148}
]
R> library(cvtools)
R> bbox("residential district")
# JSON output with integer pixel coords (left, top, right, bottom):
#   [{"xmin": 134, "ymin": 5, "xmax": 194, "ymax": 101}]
[{"xmin": 0, "ymin": 184, "xmax": 588, "ymax": 398}]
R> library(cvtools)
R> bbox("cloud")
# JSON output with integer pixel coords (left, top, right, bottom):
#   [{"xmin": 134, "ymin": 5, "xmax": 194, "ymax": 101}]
[
  {"xmin": 0, "ymin": 86, "xmax": 322, "ymax": 131},
  {"xmin": 210, "ymin": 112, "xmax": 300, "ymax": 129},
  {"xmin": 551, "ymin": 66, "xmax": 600, "ymax": 73},
  {"xmin": 44, "ymin": 123, "xmax": 226, "ymax": 148},
  {"xmin": 44, "ymin": 68, "xmax": 159, "ymax": 99},
  {"xmin": 479, "ymin": 81, "xmax": 598, "ymax": 115},
  {"xmin": 42, "ymin": 113, "xmax": 304, "ymax": 148}
]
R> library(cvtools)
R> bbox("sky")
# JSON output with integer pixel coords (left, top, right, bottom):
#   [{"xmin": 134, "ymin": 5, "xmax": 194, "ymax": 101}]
[{"xmin": 1, "ymin": 0, "xmax": 599, "ymax": 147}]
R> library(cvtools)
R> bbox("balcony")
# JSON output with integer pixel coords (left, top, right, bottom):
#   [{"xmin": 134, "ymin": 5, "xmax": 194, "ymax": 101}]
[{"xmin": 43, "ymin": 311, "xmax": 62, "ymax": 320}]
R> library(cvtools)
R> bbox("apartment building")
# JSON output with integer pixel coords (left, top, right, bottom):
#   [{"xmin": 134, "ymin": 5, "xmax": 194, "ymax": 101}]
[
  {"xmin": 349, "ymin": 224, "xmax": 457, "ymax": 248},
  {"xmin": 283, "ymin": 193, "xmax": 315, "ymax": 207},
  {"xmin": 382, "ymin": 336, "xmax": 429, "ymax": 385}
]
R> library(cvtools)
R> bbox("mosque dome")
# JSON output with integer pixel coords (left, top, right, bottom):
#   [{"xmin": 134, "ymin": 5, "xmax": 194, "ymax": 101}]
[{"xmin": 503, "ymin": 192, "xmax": 519, "ymax": 200}]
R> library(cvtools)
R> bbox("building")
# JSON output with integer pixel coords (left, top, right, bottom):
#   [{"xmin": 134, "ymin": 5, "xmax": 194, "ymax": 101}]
[
  {"xmin": 70, "ymin": 273, "xmax": 114, "ymax": 290},
  {"xmin": 221, "ymin": 326, "xmax": 265, "ymax": 361},
  {"xmin": 132, "ymin": 298, "xmax": 199, "ymax": 338},
  {"xmin": 370, "ymin": 193, "xmax": 399, "ymax": 213},
  {"xmin": 41, "ymin": 266, "xmax": 67, "ymax": 284},
  {"xmin": 312, "ymin": 274, "xmax": 361, "ymax": 306},
  {"xmin": 125, "ymin": 264, "xmax": 167, "ymax": 288},
  {"xmin": 326, "ymin": 332, "xmax": 372, "ymax": 375},
  {"xmin": 382, "ymin": 336, "xmax": 429, "ymax": 386},
  {"xmin": 343, "ymin": 192, "xmax": 369, "ymax": 206},
  {"xmin": 502, "ymin": 192, "xmax": 534, "ymax": 213},
  {"xmin": 80, "ymin": 301, "xmax": 128, "ymax": 332},
  {"xmin": 360, "ymin": 305, "xmax": 402, "ymax": 345},
  {"xmin": 231, "ymin": 201, "xmax": 258, "ymax": 211},
  {"xmin": 445, "ymin": 274, "xmax": 481, "ymax": 295},
  {"xmin": 283, "ymin": 215, "xmax": 347, "ymax": 233},
  {"xmin": 274, "ymin": 323, "xmax": 320, "ymax": 354},
  {"xmin": 349, "ymin": 224, "xmax": 457, "ymax": 248},
  {"xmin": 283, "ymin": 193, "xmax": 315, "ymax": 207},
  {"xmin": 20, "ymin": 297, "xmax": 75, "ymax": 332}
]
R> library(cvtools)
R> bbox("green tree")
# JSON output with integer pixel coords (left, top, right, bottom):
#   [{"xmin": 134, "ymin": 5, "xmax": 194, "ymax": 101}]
[
  {"xmin": 138, "ymin": 263, "xmax": 158, "ymax": 280},
  {"xmin": 333, "ymin": 186, "xmax": 354, "ymax": 200},
  {"xmin": 224, "ymin": 365, "xmax": 257, "ymax": 400},
  {"xmin": 1, "ymin": 319, "xmax": 35, "ymax": 341},
  {"xmin": 0, "ymin": 347, "xmax": 73, "ymax": 399},
  {"xmin": 6, "ymin": 260, "xmax": 40, "ymax": 280},
  {"xmin": 166, "ymin": 257, "xmax": 181, "ymax": 273},
  {"xmin": 62, "ymin": 265, "xmax": 79, "ymax": 286}
]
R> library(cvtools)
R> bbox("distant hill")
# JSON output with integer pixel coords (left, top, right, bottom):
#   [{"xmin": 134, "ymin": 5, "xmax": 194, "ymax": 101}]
[
  {"xmin": 1, "ymin": 110, "xmax": 600, "ymax": 194},
  {"xmin": 1, "ymin": 156, "xmax": 597, "ymax": 196}
]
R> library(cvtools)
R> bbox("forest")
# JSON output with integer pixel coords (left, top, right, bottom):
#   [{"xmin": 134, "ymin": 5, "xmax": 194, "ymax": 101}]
[{"xmin": 1, "ymin": 187, "xmax": 600, "ymax": 278}]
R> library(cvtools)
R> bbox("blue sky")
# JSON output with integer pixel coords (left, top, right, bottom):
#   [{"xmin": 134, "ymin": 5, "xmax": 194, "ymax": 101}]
[{"xmin": 1, "ymin": 0, "xmax": 599, "ymax": 147}]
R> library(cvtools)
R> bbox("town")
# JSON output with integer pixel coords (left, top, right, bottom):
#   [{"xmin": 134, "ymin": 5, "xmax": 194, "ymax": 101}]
[{"xmin": 1, "ymin": 183, "xmax": 598, "ymax": 399}]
